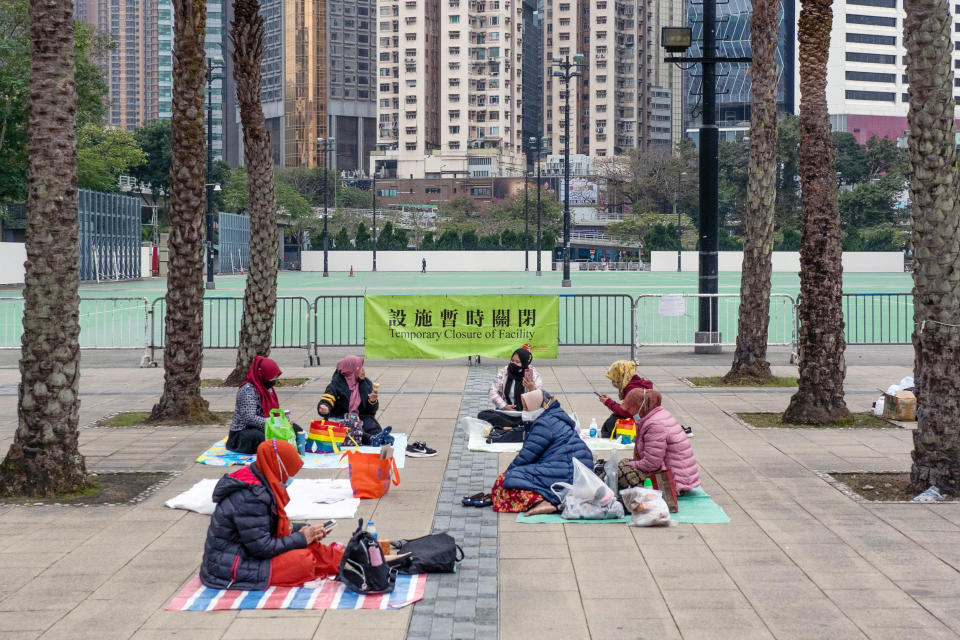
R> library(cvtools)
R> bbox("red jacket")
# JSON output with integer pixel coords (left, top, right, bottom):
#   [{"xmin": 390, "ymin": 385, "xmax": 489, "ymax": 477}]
[
  {"xmin": 604, "ymin": 376, "xmax": 653, "ymax": 418},
  {"xmin": 626, "ymin": 406, "xmax": 701, "ymax": 491}
]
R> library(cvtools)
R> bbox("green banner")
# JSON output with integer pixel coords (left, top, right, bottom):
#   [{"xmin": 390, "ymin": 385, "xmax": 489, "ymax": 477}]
[{"xmin": 365, "ymin": 295, "xmax": 559, "ymax": 359}]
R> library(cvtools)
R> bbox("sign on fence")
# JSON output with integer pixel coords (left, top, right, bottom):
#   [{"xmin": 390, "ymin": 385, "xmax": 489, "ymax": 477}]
[{"xmin": 364, "ymin": 295, "xmax": 559, "ymax": 359}]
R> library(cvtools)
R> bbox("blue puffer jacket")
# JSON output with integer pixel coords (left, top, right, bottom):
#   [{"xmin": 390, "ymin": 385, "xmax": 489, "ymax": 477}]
[
  {"xmin": 502, "ymin": 402, "xmax": 593, "ymax": 504},
  {"xmin": 199, "ymin": 465, "xmax": 307, "ymax": 590}
]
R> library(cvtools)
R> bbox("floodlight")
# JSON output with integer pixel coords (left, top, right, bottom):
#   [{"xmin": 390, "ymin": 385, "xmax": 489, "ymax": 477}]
[{"xmin": 661, "ymin": 27, "xmax": 692, "ymax": 53}]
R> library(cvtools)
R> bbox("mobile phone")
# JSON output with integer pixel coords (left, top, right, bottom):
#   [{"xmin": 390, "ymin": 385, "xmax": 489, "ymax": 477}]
[
  {"xmin": 593, "ymin": 391, "xmax": 603, "ymax": 397},
  {"xmin": 524, "ymin": 368, "xmax": 534, "ymax": 381},
  {"xmin": 321, "ymin": 519, "xmax": 337, "ymax": 532}
]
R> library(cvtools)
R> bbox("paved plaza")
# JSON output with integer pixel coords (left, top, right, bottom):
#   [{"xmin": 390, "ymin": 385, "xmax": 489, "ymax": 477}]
[{"xmin": 2, "ymin": 345, "xmax": 959, "ymax": 639}]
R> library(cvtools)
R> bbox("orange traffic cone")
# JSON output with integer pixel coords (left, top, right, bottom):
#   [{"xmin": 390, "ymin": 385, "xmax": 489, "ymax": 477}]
[{"xmin": 349, "ymin": 265, "xmax": 354, "ymax": 277}]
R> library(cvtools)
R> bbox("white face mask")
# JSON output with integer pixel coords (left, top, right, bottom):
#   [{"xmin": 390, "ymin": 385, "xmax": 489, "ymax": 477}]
[
  {"xmin": 632, "ymin": 390, "xmax": 647, "ymax": 421},
  {"xmin": 521, "ymin": 407, "xmax": 545, "ymax": 422}
]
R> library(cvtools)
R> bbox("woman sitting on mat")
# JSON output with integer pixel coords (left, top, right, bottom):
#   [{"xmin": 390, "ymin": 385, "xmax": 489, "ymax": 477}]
[
  {"xmin": 477, "ymin": 347, "xmax": 543, "ymax": 429},
  {"xmin": 317, "ymin": 355, "xmax": 382, "ymax": 445},
  {"xmin": 200, "ymin": 439, "xmax": 343, "ymax": 589},
  {"xmin": 227, "ymin": 356, "xmax": 300, "ymax": 454},
  {"xmin": 596, "ymin": 360, "xmax": 654, "ymax": 438},
  {"xmin": 611, "ymin": 388, "xmax": 701, "ymax": 494},
  {"xmin": 487, "ymin": 389, "xmax": 593, "ymax": 516}
]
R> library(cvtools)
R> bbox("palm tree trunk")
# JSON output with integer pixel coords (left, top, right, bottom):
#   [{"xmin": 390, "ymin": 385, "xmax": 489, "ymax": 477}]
[
  {"xmin": 224, "ymin": 0, "xmax": 278, "ymax": 386},
  {"xmin": 723, "ymin": 0, "xmax": 778, "ymax": 384},
  {"xmin": 150, "ymin": 0, "xmax": 214, "ymax": 422},
  {"xmin": 0, "ymin": 0, "xmax": 87, "ymax": 496},
  {"xmin": 905, "ymin": 0, "xmax": 960, "ymax": 493},
  {"xmin": 782, "ymin": 0, "xmax": 852, "ymax": 425}
]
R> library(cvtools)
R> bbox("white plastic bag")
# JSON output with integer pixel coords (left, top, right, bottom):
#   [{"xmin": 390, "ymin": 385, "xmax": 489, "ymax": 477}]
[
  {"xmin": 621, "ymin": 485, "xmax": 673, "ymax": 527},
  {"xmin": 873, "ymin": 396, "xmax": 885, "ymax": 417},
  {"xmin": 550, "ymin": 458, "xmax": 622, "ymax": 519}
]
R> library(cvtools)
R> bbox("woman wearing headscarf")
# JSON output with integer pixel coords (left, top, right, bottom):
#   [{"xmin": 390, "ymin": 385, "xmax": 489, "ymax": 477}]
[
  {"xmin": 200, "ymin": 439, "xmax": 344, "ymax": 589},
  {"xmin": 227, "ymin": 356, "xmax": 298, "ymax": 454},
  {"xmin": 481, "ymin": 389, "xmax": 593, "ymax": 515},
  {"xmin": 477, "ymin": 347, "xmax": 542, "ymax": 429},
  {"xmin": 610, "ymin": 388, "xmax": 701, "ymax": 493},
  {"xmin": 596, "ymin": 360, "xmax": 654, "ymax": 438},
  {"xmin": 317, "ymin": 355, "xmax": 382, "ymax": 444}
]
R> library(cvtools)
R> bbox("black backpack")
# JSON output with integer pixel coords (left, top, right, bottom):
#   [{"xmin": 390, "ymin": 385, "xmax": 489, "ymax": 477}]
[
  {"xmin": 389, "ymin": 532, "xmax": 464, "ymax": 574},
  {"xmin": 337, "ymin": 519, "xmax": 396, "ymax": 594}
]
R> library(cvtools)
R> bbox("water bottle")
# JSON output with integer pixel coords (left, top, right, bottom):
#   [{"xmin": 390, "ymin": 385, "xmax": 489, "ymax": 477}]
[
  {"xmin": 366, "ymin": 520, "xmax": 378, "ymax": 540},
  {"xmin": 643, "ymin": 477, "xmax": 653, "ymax": 488},
  {"xmin": 589, "ymin": 418, "xmax": 598, "ymax": 438}
]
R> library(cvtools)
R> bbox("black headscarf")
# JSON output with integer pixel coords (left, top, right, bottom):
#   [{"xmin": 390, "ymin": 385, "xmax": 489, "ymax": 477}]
[{"xmin": 504, "ymin": 348, "xmax": 532, "ymax": 408}]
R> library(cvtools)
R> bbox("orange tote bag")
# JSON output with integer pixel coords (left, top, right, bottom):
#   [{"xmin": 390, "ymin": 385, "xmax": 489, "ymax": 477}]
[{"xmin": 340, "ymin": 450, "xmax": 400, "ymax": 499}]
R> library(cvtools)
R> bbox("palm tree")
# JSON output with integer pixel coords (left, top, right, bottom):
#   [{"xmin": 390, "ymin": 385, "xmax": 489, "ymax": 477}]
[
  {"xmin": 904, "ymin": 0, "xmax": 960, "ymax": 493},
  {"xmin": 223, "ymin": 0, "xmax": 279, "ymax": 386},
  {"xmin": 149, "ymin": 0, "xmax": 214, "ymax": 422},
  {"xmin": 723, "ymin": 0, "xmax": 778, "ymax": 384},
  {"xmin": 0, "ymin": 0, "xmax": 87, "ymax": 495},
  {"xmin": 781, "ymin": 0, "xmax": 852, "ymax": 424}
]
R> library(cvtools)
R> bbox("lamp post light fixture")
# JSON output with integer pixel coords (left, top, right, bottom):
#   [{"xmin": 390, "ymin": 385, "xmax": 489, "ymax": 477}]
[
  {"xmin": 316, "ymin": 136, "xmax": 336, "ymax": 277},
  {"xmin": 523, "ymin": 160, "xmax": 530, "ymax": 271},
  {"xmin": 551, "ymin": 53, "xmax": 586, "ymax": 288},
  {"xmin": 205, "ymin": 57, "xmax": 224, "ymax": 290},
  {"xmin": 528, "ymin": 135, "xmax": 550, "ymax": 276},
  {"xmin": 675, "ymin": 170, "xmax": 686, "ymax": 272},
  {"xmin": 371, "ymin": 162, "xmax": 379, "ymax": 271}
]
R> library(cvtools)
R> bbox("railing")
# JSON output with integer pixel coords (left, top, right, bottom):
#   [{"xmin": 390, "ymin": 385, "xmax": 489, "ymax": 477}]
[
  {"xmin": 311, "ymin": 295, "xmax": 365, "ymax": 364},
  {"xmin": 149, "ymin": 296, "xmax": 312, "ymax": 362},
  {"xmin": 634, "ymin": 293, "xmax": 797, "ymax": 350},
  {"xmin": 559, "ymin": 294, "xmax": 636, "ymax": 359},
  {"xmin": 842, "ymin": 293, "xmax": 913, "ymax": 345},
  {"xmin": 0, "ymin": 297, "xmax": 149, "ymax": 350}
]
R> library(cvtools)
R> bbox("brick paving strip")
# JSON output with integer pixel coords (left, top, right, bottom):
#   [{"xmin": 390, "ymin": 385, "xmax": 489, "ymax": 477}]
[{"xmin": 407, "ymin": 367, "xmax": 499, "ymax": 640}]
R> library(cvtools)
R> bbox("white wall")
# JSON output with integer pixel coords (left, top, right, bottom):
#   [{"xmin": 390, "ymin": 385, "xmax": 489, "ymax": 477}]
[
  {"xmin": 301, "ymin": 251, "xmax": 554, "ymax": 272},
  {"xmin": 651, "ymin": 251, "xmax": 903, "ymax": 273},
  {"xmin": 0, "ymin": 243, "xmax": 27, "ymax": 285},
  {"xmin": 141, "ymin": 247, "xmax": 153, "ymax": 278}
]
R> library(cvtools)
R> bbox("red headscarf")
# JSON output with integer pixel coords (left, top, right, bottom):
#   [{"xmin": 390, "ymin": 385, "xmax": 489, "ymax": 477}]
[
  {"xmin": 254, "ymin": 439, "xmax": 303, "ymax": 537},
  {"xmin": 244, "ymin": 356, "xmax": 282, "ymax": 415},
  {"xmin": 336, "ymin": 355, "xmax": 364, "ymax": 414}
]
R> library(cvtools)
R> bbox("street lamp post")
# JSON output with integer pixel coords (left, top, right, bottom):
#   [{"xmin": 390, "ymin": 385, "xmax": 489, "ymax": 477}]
[
  {"xmin": 316, "ymin": 137, "xmax": 336, "ymax": 277},
  {"xmin": 372, "ymin": 163, "xmax": 377, "ymax": 271},
  {"xmin": 551, "ymin": 54, "xmax": 585, "ymax": 288},
  {"xmin": 205, "ymin": 58, "xmax": 223, "ymax": 290},
  {"xmin": 523, "ymin": 160, "xmax": 529, "ymax": 271},
  {"xmin": 675, "ymin": 170, "xmax": 686, "ymax": 272},
  {"xmin": 528, "ymin": 135, "xmax": 549, "ymax": 276}
]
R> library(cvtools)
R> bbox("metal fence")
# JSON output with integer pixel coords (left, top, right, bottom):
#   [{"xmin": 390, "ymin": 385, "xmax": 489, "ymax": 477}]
[
  {"xmin": 77, "ymin": 189, "xmax": 141, "ymax": 282},
  {"xmin": 842, "ymin": 293, "xmax": 914, "ymax": 344},
  {"xmin": 311, "ymin": 296, "xmax": 365, "ymax": 364},
  {"xmin": 558, "ymin": 294, "xmax": 635, "ymax": 358},
  {"xmin": 0, "ymin": 297, "xmax": 149, "ymax": 350},
  {"xmin": 635, "ymin": 293, "xmax": 797, "ymax": 350},
  {"xmin": 218, "ymin": 211, "xmax": 250, "ymax": 275},
  {"xmin": 149, "ymin": 296, "xmax": 312, "ymax": 362}
]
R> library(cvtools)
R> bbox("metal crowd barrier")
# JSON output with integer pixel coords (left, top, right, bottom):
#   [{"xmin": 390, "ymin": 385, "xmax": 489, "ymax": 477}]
[
  {"xmin": 634, "ymin": 293, "xmax": 798, "ymax": 352},
  {"xmin": 841, "ymin": 293, "xmax": 914, "ymax": 344},
  {"xmin": 149, "ymin": 296, "xmax": 312, "ymax": 363},
  {"xmin": 558, "ymin": 294, "xmax": 636, "ymax": 359},
  {"xmin": 310, "ymin": 295, "xmax": 365, "ymax": 364},
  {"xmin": 0, "ymin": 297, "xmax": 149, "ymax": 350}
]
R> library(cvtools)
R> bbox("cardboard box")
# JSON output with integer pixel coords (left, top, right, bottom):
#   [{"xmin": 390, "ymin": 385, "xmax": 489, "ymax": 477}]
[{"xmin": 883, "ymin": 390, "xmax": 916, "ymax": 421}]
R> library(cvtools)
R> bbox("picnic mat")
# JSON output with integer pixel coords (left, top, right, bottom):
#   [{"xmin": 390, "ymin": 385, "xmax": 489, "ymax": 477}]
[
  {"xmin": 516, "ymin": 487, "xmax": 730, "ymax": 524},
  {"xmin": 165, "ymin": 478, "xmax": 361, "ymax": 519},
  {"xmin": 196, "ymin": 432, "xmax": 408, "ymax": 469},
  {"xmin": 464, "ymin": 417, "xmax": 633, "ymax": 453},
  {"xmin": 166, "ymin": 573, "xmax": 427, "ymax": 611}
]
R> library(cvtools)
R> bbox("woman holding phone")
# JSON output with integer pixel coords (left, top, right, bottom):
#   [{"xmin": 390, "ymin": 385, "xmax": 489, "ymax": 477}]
[{"xmin": 478, "ymin": 346, "xmax": 542, "ymax": 429}]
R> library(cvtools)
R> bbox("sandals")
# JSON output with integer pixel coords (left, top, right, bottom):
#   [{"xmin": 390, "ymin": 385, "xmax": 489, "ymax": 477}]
[{"xmin": 461, "ymin": 492, "xmax": 493, "ymax": 507}]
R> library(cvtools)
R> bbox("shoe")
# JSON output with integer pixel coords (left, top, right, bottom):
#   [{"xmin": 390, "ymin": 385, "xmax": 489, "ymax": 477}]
[
  {"xmin": 462, "ymin": 491, "xmax": 485, "ymax": 506},
  {"xmin": 477, "ymin": 493, "xmax": 493, "ymax": 508},
  {"xmin": 368, "ymin": 426, "xmax": 394, "ymax": 447},
  {"xmin": 682, "ymin": 425, "xmax": 694, "ymax": 438},
  {"xmin": 406, "ymin": 441, "xmax": 437, "ymax": 457}
]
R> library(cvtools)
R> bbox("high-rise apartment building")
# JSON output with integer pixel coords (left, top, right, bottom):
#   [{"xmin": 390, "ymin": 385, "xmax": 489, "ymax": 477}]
[
  {"xmin": 223, "ymin": 0, "xmax": 377, "ymax": 171},
  {"xmin": 75, "ymin": 0, "xmax": 159, "ymax": 129},
  {"xmin": 374, "ymin": 0, "xmax": 526, "ymax": 180},
  {"xmin": 157, "ymin": 0, "xmax": 225, "ymax": 160},
  {"xmin": 521, "ymin": 0, "xmax": 544, "ymax": 163}
]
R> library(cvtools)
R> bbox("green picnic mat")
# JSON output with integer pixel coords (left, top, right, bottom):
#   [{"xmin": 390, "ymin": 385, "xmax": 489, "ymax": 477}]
[{"xmin": 516, "ymin": 487, "xmax": 730, "ymax": 524}]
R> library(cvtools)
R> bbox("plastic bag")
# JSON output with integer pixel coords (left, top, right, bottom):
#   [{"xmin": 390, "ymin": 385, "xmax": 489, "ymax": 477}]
[
  {"xmin": 621, "ymin": 486, "xmax": 673, "ymax": 527},
  {"xmin": 551, "ymin": 458, "xmax": 622, "ymax": 520},
  {"xmin": 873, "ymin": 396, "xmax": 885, "ymax": 417},
  {"xmin": 603, "ymin": 449, "xmax": 619, "ymax": 495}
]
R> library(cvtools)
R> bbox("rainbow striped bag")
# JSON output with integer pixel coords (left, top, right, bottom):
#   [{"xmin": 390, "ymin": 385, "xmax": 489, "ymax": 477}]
[
  {"xmin": 306, "ymin": 419, "xmax": 351, "ymax": 454},
  {"xmin": 611, "ymin": 418, "xmax": 636, "ymax": 443}
]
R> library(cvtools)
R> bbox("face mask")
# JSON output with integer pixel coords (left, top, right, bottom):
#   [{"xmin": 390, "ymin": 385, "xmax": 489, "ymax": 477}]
[
  {"xmin": 521, "ymin": 407, "xmax": 545, "ymax": 422},
  {"xmin": 264, "ymin": 380, "xmax": 276, "ymax": 389},
  {"xmin": 508, "ymin": 363, "xmax": 522, "ymax": 376}
]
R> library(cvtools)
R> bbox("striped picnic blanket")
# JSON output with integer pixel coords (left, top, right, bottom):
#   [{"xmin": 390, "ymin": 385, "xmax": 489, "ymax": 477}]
[{"xmin": 166, "ymin": 573, "xmax": 426, "ymax": 611}]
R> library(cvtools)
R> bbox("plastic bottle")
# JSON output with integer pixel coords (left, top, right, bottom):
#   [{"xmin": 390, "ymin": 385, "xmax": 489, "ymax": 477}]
[
  {"xmin": 588, "ymin": 418, "xmax": 598, "ymax": 438},
  {"xmin": 366, "ymin": 520, "xmax": 378, "ymax": 540},
  {"xmin": 643, "ymin": 477, "xmax": 653, "ymax": 488}
]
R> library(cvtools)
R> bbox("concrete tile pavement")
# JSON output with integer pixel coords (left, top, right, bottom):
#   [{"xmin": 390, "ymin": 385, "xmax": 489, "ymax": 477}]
[{"xmin": 2, "ymin": 354, "xmax": 960, "ymax": 638}]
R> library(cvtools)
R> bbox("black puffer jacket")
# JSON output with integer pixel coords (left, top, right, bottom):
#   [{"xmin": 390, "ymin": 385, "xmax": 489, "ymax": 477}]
[
  {"xmin": 199, "ymin": 465, "xmax": 307, "ymax": 590},
  {"xmin": 317, "ymin": 372, "xmax": 378, "ymax": 417}
]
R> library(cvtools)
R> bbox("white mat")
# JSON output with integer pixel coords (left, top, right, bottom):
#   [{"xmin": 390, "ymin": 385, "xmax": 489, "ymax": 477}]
[
  {"xmin": 165, "ymin": 478, "xmax": 361, "ymax": 519},
  {"xmin": 462, "ymin": 416, "xmax": 635, "ymax": 453}
]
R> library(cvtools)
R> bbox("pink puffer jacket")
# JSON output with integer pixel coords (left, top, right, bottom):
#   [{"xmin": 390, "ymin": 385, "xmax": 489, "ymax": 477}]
[{"xmin": 627, "ymin": 406, "xmax": 701, "ymax": 491}]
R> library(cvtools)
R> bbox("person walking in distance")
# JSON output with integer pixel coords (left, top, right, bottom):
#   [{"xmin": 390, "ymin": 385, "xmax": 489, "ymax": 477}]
[{"xmin": 421, "ymin": 257, "xmax": 427, "ymax": 273}]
